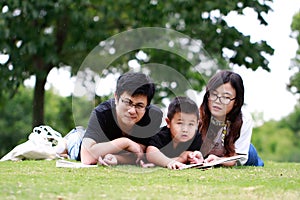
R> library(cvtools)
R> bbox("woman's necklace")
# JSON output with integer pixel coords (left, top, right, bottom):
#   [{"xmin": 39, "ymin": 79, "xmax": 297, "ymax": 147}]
[
  {"xmin": 210, "ymin": 117, "xmax": 226, "ymax": 126},
  {"xmin": 210, "ymin": 117, "xmax": 230, "ymax": 146}
]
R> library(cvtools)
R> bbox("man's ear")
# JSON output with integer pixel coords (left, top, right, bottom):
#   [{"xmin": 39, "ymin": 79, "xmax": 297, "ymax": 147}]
[
  {"xmin": 165, "ymin": 118, "xmax": 171, "ymax": 128},
  {"xmin": 114, "ymin": 93, "xmax": 118, "ymax": 104}
]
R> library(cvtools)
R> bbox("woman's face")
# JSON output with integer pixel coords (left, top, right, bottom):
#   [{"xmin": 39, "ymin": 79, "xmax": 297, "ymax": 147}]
[{"xmin": 208, "ymin": 83, "xmax": 236, "ymax": 121}]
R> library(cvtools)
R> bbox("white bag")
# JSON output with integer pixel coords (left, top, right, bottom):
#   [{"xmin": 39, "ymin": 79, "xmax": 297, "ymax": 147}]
[{"xmin": 0, "ymin": 125, "xmax": 63, "ymax": 161}]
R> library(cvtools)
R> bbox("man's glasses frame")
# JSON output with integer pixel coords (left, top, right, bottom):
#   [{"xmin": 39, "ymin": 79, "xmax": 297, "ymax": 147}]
[{"xmin": 120, "ymin": 97, "xmax": 146, "ymax": 111}]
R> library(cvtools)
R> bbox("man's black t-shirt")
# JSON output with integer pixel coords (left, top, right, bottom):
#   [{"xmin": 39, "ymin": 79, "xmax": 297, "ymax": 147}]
[
  {"xmin": 148, "ymin": 126, "xmax": 202, "ymax": 158},
  {"xmin": 84, "ymin": 99, "xmax": 163, "ymax": 146}
]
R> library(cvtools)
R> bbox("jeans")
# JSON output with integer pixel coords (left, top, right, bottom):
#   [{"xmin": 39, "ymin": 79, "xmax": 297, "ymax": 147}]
[
  {"xmin": 65, "ymin": 126, "xmax": 85, "ymax": 161},
  {"xmin": 244, "ymin": 143, "xmax": 264, "ymax": 166}
]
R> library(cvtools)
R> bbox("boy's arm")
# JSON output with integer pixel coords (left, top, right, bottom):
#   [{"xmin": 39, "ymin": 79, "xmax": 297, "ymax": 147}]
[
  {"xmin": 146, "ymin": 146, "xmax": 172, "ymax": 167},
  {"xmin": 176, "ymin": 151, "xmax": 192, "ymax": 163},
  {"xmin": 146, "ymin": 146, "xmax": 185, "ymax": 169},
  {"xmin": 176, "ymin": 150, "xmax": 204, "ymax": 164}
]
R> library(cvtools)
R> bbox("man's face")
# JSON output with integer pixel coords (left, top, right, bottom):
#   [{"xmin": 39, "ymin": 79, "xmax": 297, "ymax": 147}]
[{"xmin": 114, "ymin": 91, "xmax": 148, "ymax": 131}]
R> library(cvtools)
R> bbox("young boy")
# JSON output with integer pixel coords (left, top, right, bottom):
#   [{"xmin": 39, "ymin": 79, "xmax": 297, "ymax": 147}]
[{"xmin": 146, "ymin": 96, "xmax": 203, "ymax": 170}]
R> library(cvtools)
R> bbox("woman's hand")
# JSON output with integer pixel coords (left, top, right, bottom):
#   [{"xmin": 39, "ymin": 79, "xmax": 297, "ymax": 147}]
[{"xmin": 204, "ymin": 154, "xmax": 221, "ymax": 163}]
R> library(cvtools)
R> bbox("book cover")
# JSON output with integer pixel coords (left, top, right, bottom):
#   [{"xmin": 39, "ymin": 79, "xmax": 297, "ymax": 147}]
[{"xmin": 56, "ymin": 159, "xmax": 98, "ymax": 168}]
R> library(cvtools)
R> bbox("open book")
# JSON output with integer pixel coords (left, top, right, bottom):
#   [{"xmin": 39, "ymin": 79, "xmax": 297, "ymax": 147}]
[
  {"xmin": 56, "ymin": 159, "xmax": 98, "ymax": 168},
  {"xmin": 180, "ymin": 154, "xmax": 246, "ymax": 170}
]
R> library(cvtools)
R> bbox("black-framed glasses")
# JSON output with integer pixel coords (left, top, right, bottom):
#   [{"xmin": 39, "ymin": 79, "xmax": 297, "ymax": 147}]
[
  {"xmin": 208, "ymin": 92, "xmax": 236, "ymax": 105},
  {"xmin": 120, "ymin": 97, "xmax": 146, "ymax": 112}
]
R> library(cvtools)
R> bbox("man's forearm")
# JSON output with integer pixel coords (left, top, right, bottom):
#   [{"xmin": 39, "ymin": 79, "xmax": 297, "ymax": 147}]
[{"xmin": 81, "ymin": 137, "xmax": 130, "ymax": 164}]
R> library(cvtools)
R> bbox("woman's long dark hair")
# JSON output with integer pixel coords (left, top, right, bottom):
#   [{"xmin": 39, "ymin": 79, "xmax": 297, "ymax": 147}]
[{"xmin": 199, "ymin": 70, "xmax": 244, "ymax": 156}]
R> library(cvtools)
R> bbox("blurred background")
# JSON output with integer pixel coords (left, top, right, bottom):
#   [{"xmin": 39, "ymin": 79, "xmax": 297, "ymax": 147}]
[{"xmin": 1, "ymin": 0, "xmax": 299, "ymax": 162}]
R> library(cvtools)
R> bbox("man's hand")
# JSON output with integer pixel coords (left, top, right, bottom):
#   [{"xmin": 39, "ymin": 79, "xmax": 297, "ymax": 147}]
[
  {"xmin": 98, "ymin": 154, "xmax": 118, "ymax": 166},
  {"xmin": 139, "ymin": 160, "xmax": 155, "ymax": 168},
  {"xmin": 123, "ymin": 138, "xmax": 144, "ymax": 163}
]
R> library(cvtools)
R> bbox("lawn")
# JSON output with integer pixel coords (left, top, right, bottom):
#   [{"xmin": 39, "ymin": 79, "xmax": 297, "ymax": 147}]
[{"xmin": 0, "ymin": 160, "xmax": 299, "ymax": 200}]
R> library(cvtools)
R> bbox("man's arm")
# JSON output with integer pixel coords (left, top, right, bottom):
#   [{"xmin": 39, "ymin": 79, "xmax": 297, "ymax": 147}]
[{"xmin": 81, "ymin": 137, "xmax": 144, "ymax": 165}]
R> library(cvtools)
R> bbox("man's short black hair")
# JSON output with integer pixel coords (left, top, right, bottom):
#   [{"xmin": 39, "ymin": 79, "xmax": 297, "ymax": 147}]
[{"xmin": 115, "ymin": 72, "xmax": 155, "ymax": 105}]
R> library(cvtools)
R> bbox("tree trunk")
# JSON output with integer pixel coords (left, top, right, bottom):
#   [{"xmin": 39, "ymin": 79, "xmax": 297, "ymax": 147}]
[{"xmin": 32, "ymin": 75, "xmax": 47, "ymax": 128}]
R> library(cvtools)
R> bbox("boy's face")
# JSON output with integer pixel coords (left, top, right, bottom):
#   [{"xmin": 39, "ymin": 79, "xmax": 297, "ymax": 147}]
[
  {"xmin": 166, "ymin": 112, "xmax": 199, "ymax": 143},
  {"xmin": 115, "ymin": 91, "xmax": 148, "ymax": 131}
]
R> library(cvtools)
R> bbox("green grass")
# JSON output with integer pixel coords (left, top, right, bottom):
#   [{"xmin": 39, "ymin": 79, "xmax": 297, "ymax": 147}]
[{"xmin": 0, "ymin": 161, "xmax": 299, "ymax": 200}]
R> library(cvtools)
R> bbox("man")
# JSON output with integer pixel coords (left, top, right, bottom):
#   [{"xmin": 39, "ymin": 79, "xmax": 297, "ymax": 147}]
[{"xmin": 80, "ymin": 72, "xmax": 163, "ymax": 165}]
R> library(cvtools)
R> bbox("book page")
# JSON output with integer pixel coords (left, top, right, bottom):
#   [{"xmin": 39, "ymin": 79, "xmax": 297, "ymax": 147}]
[{"xmin": 180, "ymin": 154, "xmax": 246, "ymax": 170}]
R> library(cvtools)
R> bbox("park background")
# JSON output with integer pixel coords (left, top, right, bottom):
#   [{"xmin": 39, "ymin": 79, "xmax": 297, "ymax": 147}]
[{"xmin": 0, "ymin": 0, "xmax": 300, "ymax": 163}]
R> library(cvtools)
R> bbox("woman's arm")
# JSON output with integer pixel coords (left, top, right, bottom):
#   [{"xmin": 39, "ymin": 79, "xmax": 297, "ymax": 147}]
[{"xmin": 205, "ymin": 154, "xmax": 238, "ymax": 167}]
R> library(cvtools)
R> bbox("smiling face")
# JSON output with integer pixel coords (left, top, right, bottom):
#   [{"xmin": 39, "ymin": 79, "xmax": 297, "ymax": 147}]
[
  {"xmin": 166, "ymin": 112, "xmax": 199, "ymax": 144},
  {"xmin": 114, "ymin": 92, "xmax": 147, "ymax": 132},
  {"xmin": 208, "ymin": 83, "xmax": 236, "ymax": 121}
]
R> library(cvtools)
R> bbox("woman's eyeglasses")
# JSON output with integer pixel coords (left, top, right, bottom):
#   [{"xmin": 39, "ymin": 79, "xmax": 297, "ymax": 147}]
[{"xmin": 208, "ymin": 92, "xmax": 235, "ymax": 105}]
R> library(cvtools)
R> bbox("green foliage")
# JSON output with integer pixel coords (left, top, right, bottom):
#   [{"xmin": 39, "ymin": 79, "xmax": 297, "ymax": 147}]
[
  {"xmin": 0, "ymin": 86, "xmax": 33, "ymax": 157},
  {"xmin": 0, "ymin": 160, "xmax": 299, "ymax": 199},
  {"xmin": 44, "ymin": 90, "xmax": 75, "ymax": 134},
  {"xmin": 252, "ymin": 104, "xmax": 300, "ymax": 163},
  {"xmin": 0, "ymin": 86, "xmax": 93, "ymax": 157},
  {"xmin": 0, "ymin": 0, "xmax": 274, "ymax": 126},
  {"xmin": 289, "ymin": 11, "xmax": 300, "ymax": 96},
  {"xmin": 252, "ymin": 121, "xmax": 299, "ymax": 162},
  {"xmin": 280, "ymin": 104, "xmax": 300, "ymax": 138}
]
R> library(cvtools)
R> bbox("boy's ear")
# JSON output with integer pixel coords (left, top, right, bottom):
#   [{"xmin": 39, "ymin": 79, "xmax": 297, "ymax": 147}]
[{"xmin": 165, "ymin": 118, "xmax": 171, "ymax": 128}]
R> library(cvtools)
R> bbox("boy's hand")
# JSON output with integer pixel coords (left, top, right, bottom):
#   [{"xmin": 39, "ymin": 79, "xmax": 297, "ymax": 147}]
[
  {"xmin": 166, "ymin": 160, "xmax": 186, "ymax": 170},
  {"xmin": 188, "ymin": 151, "xmax": 204, "ymax": 164}
]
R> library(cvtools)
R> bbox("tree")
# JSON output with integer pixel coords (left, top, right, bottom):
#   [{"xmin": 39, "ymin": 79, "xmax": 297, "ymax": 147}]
[
  {"xmin": 286, "ymin": 11, "xmax": 300, "ymax": 142},
  {"xmin": 0, "ymin": 0, "xmax": 274, "ymax": 127},
  {"xmin": 289, "ymin": 11, "xmax": 300, "ymax": 96}
]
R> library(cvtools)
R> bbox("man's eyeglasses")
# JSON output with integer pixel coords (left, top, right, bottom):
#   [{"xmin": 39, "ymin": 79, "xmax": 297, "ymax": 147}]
[
  {"xmin": 208, "ymin": 92, "xmax": 236, "ymax": 105},
  {"xmin": 120, "ymin": 97, "xmax": 146, "ymax": 111}
]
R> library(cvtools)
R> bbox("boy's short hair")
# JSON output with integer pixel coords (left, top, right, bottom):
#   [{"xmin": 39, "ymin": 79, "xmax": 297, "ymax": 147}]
[
  {"xmin": 115, "ymin": 72, "xmax": 155, "ymax": 105},
  {"xmin": 167, "ymin": 96, "xmax": 199, "ymax": 120}
]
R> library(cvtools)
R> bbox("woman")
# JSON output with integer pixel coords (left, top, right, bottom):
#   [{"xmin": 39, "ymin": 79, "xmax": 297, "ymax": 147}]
[{"xmin": 199, "ymin": 70, "xmax": 264, "ymax": 166}]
